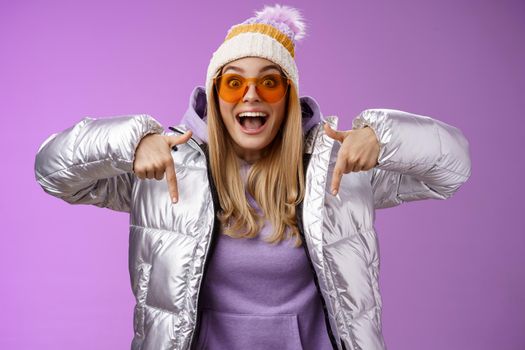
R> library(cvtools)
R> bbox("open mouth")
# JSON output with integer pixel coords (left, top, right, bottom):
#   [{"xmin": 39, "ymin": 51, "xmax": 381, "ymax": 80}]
[{"xmin": 236, "ymin": 112, "xmax": 269, "ymax": 131}]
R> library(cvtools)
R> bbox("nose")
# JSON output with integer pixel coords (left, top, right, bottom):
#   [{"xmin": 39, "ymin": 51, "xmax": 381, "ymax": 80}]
[{"xmin": 242, "ymin": 82, "xmax": 261, "ymax": 102}]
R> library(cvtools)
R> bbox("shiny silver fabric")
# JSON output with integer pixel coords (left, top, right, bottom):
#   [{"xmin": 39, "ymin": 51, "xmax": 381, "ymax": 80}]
[{"xmin": 34, "ymin": 109, "xmax": 471, "ymax": 350}]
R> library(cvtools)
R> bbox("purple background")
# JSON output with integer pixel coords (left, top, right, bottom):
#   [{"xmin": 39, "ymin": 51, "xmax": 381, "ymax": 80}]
[{"xmin": 2, "ymin": 0, "xmax": 524, "ymax": 349}]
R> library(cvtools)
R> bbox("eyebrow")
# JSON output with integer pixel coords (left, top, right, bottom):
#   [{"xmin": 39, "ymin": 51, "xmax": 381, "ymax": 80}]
[{"xmin": 222, "ymin": 64, "xmax": 282, "ymax": 74}]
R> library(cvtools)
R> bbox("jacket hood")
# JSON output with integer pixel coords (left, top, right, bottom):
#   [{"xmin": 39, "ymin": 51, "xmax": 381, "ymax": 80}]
[{"xmin": 179, "ymin": 86, "xmax": 323, "ymax": 144}]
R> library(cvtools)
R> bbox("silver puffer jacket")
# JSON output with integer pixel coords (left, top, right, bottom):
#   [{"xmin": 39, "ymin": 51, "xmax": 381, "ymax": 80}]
[{"xmin": 34, "ymin": 87, "xmax": 471, "ymax": 350}]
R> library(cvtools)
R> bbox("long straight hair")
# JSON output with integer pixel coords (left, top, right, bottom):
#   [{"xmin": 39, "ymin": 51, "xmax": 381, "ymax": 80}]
[{"xmin": 207, "ymin": 71, "xmax": 305, "ymax": 247}]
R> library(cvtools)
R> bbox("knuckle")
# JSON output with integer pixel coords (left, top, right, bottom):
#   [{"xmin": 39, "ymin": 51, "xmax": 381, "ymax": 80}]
[
  {"xmin": 348, "ymin": 155, "xmax": 359, "ymax": 164},
  {"xmin": 153, "ymin": 161, "xmax": 165, "ymax": 170}
]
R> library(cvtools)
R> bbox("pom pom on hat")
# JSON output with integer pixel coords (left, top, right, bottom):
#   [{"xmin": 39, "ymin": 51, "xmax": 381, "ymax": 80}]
[{"xmin": 252, "ymin": 4, "xmax": 306, "ymax": 41}]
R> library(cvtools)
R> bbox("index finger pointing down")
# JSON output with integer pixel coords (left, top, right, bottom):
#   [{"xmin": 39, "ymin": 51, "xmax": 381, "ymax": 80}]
[
  {"xmin": 331, "ymin": 165, "xmax": 344, "ymax": 196},
  {"xmin": 165, "ymin": 160, "xmax": 179, "ymax": 203}
]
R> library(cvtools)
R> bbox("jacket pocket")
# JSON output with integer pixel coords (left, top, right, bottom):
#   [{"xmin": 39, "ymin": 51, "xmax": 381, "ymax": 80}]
[{"xmin": 196, "ymin": 309, "xmax": 303, "ymax": 350}]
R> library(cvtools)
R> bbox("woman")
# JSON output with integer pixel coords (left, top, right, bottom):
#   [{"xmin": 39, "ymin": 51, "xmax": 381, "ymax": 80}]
[{"xmin": 34, "ymin": 5, "xmax": 471, "ymax": 350}]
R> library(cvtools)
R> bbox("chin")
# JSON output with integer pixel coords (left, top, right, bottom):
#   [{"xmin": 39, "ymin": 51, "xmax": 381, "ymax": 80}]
[
  {"xmin": 232, "ymin": 137, "xmax": 273, "ymax": 156},
  {"xmin": 237, "ymin": 141, "xmax": 270, "ymax": 152}
]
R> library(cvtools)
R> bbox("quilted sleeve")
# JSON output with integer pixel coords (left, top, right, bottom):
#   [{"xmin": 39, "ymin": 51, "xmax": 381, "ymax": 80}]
[
  {"xmin": 352, "ymin": 109, "xmax": 472, "ymax": 209},
  {"xmin": 34, "ymin": 114, "xmax": 165, "ymax": 212}
]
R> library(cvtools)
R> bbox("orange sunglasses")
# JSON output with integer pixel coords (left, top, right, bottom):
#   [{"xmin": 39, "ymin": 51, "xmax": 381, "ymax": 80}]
[{"xmin": 213, "ymin": 73, "xmax": 290, "ymax": 103}]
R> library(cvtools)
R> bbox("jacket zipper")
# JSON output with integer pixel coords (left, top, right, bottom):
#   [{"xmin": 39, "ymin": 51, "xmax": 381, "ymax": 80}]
[
  {"xmin": 297, "ymin": 153, "xmax": 341, "ymax": 350},
  {"xmin": 167, "ymin": 127, "xmax": 220, "ymax": 350},
  {"xmin": 189, "ymin": 143, "xmax": 221, "ymax": 350}
]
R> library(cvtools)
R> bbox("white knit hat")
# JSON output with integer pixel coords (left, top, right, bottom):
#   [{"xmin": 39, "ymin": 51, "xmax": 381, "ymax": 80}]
[{"xmin": 205, "ymin": 4, "xmax": 307, "ymax": 99}]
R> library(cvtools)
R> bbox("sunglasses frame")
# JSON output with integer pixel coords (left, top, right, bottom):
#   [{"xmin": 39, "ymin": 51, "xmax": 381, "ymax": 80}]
[{"xmin": 213, "ymin": 72, "xmax": 291, "ymax": 104}]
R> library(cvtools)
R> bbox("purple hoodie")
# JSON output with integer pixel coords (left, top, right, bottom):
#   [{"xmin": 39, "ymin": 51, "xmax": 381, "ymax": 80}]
[{"xmin": 180, "ymin": 87, "xmax": 332, "ymax": 349}]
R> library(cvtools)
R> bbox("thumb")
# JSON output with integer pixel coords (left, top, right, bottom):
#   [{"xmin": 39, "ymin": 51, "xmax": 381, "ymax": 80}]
[
  {"xmin": 165, "ymin": 130, "xmax": 193, "ymax": 147},
  {"xmin": 323, "ymin": 123, "xmax": 347, "ymax": 143}
]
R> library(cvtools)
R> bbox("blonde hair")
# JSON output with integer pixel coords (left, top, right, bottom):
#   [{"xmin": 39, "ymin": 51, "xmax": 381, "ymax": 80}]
[{"xmin": 207, "ymin": 71, "xmax": 305, "ymax": 247}]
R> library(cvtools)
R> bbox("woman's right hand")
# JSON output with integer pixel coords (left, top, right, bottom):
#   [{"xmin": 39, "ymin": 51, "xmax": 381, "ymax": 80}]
[{"xmin": 133, "ymin": 130, "xmax": 193, "ymax": 203}]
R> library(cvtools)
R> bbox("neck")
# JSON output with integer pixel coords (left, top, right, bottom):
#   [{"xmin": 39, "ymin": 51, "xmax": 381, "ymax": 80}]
[{"xmin": 233, "ymin": 147, "xmax": 261, "ymax": 164}]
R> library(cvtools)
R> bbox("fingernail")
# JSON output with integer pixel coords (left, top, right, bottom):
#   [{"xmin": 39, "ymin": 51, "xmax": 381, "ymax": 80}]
[
  {"xmin": 172, "ymin": 196, "xmax": 178, "ymax": 203},
  {"xmin": 332, "ymin": 189, "xmax": 337, "ymax": 195}
]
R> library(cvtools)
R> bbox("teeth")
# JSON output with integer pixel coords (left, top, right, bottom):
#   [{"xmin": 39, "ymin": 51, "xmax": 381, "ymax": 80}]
[{"xmin": 238, "ymin": 112, "xmax": 268, "ymax": 118}]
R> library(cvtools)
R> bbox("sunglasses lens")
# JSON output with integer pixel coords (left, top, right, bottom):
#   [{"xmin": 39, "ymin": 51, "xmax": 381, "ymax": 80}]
[
  {"xmin": 257, "ymin": 74, "xmax": 288, "ymax": 102},
  {"xmin": 215, "ymin": 74, "xmax": 243, "ymax": 103},
  {"xmin": 215, "ymin": 74, "xmax": 288, "ymax": 103}
]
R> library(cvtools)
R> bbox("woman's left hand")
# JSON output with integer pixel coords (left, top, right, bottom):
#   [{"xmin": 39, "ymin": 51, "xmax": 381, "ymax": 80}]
[{"xmin": 324, "ymin": 123, "xmax": 380, "ymax": 195}]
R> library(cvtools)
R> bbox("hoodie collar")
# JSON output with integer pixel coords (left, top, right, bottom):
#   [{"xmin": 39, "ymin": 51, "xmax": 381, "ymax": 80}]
[{"xmin": 179, "ymin": 86, "xmax": 322, "ymax": 144}]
